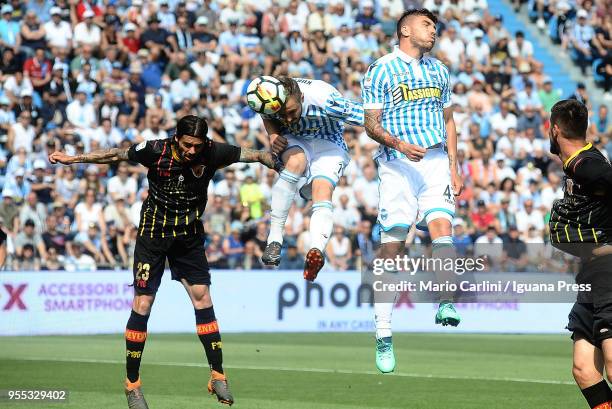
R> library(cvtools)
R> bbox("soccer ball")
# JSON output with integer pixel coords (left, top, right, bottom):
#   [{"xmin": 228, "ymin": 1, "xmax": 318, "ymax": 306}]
[{"xmin": 246, "ymin": 76, "xmax": 287, "ymax": 115}]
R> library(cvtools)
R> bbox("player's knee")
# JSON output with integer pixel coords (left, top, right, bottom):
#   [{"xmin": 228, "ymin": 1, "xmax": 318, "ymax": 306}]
[
  {"xmin": 132, "ymin": 294, "xmax": 155, "ymax": 315},
  {"xmin": 311, "ymin": 178, "xmax": 334, "ymax": 201},
  {"xmin": 190, "ymin": 287, "xmax": 212, "ymax": 309},
  {"xmin": 425, "ymin": 212, "xmax": 453, "ymax": 235},
  {"xmin": 572, "ymin": 361, "xmax": 602, "ymax": 388},
  {"xmin": 283, "ymin": 152, "xmax": 307, "ymax": 174}
]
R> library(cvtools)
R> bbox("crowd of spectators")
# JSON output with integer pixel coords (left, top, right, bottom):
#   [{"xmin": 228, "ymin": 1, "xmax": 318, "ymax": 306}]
[
  {"xmin": 523, "ymin": 0, "xmax": 611, "ymax": 97},
  {"xmin": 0, "ymin": 0, "xmax": 609, "ymax": 273}
]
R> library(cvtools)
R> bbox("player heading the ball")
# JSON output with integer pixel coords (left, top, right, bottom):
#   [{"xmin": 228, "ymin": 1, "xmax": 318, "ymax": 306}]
[{"xmin": 247, "ymin": 75, "xmax": 364, "ymax": 281}]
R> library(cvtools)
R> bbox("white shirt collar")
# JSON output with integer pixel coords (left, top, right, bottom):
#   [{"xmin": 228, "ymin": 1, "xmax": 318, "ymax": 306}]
[{"xmin": 393, "ymin": 46, "xmax": 424, "ymax": 65}]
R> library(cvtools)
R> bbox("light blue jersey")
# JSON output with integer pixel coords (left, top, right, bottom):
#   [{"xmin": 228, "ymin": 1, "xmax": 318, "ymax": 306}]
[
  {"xmin": 361, "ymin": 46, "xmax": 451, "ymax": 161},
  {"xmin": 267, "ymin": 78, "xmax": 364, "ymax": 152}
]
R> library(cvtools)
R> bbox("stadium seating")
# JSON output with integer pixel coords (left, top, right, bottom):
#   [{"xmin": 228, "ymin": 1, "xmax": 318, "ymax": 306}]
[{"xmin": 0, "ymin": 0, "xmax": 610, "ymax": 273}]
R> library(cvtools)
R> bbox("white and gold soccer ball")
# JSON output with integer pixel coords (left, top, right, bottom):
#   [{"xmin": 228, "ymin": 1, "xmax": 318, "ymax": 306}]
[{"xmin": 246, "ymin": 76, "xmax": 287, "ymax": 115}]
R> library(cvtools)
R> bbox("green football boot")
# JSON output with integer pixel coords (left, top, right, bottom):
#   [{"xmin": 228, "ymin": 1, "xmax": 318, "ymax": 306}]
[
  {"xmin": 435, "ymin": 301, "xmax": 461, "ymax": 327},
  {"xmin": 375, "ymin": 336, "xmax": 396, "ymax": 373}
]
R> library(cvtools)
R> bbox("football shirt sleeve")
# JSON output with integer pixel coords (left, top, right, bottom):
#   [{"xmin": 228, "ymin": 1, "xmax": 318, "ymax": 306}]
[
  {"xmin": 361, "ymin": 63, "xmax": 387, "ymax": 110},
  {"xmin": 571, "ymin": 157, "xmax": 612, "ymax": 193},
  {"xmin": 440, "ymin": 64, "xmax": 452, "ymax": 109},
  {"xmin": 209, "ymin": 141, "xmax": 242, "ymax": 169},
  {"xmin": 324, "ymin": 91, "xmax": 364, "ymax": 126},
  {"xmin": 127, "ymin": 140, "xmax": 160, "ymax": 168}
]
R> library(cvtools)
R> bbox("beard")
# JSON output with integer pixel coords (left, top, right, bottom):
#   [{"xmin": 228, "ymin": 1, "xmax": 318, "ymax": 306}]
[
  {"xmin": 418, "ymin": 38, "xmax": 435, "ymax": 52},
  {"xmin": 549, "ymin": 132, "xmax": 560, "ymax": 155}
]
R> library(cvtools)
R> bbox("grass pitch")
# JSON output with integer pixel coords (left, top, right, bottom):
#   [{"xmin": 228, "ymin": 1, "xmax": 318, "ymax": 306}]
[{"xmin": 0, "ymin": 333, "xmax": 583, "ymax": 408}]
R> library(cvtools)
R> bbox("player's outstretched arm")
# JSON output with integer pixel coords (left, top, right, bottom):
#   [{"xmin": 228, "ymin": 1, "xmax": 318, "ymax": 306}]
[
  {"xmin": 49, "ymin": 148, "xmax": 130, "ymax": 165},
  {"xmin": 239, "ymin": 147, "xmax": 282, "ymax": 172},
  {"xmin": 363, "ymin": 109, "xmax": 426, "ymax": 162}
]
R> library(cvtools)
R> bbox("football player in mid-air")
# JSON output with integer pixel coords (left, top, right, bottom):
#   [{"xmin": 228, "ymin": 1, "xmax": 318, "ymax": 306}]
[
  {"xmin": 362, "ymin": 9, "xmax": 464, "ymax": 373},
  {"xmin": 253, "ymin": 76, "xmax": 364, "ymax": 281}
]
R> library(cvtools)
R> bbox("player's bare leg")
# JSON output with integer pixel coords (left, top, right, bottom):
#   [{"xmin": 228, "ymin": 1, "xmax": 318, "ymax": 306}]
[
  {"xmin": 573, "ymin": 336, "xmax": 611, "ymax": 408},
  {"xmin": 125, "ymin": 294, "xmax": 155, "ymax": 409},
  {"xmin": 303, "ymin": 178, "xmax": 334, "ymax": 281},
  {"xmin": 182, "ymin": 280, "xmax": 234, "ymax": 406},
  {"xmin": 263, "ymin": 147, "xmax": 306, "ymax": 266},
  {"xmin": 428, "ymin": 217, "xmax": 461, "ymax": 327}
]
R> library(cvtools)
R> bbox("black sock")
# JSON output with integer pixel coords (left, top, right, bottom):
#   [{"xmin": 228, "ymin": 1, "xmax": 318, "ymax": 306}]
[
  {"xmin": 581, "ymin": 380, "xmax": 612, "ymax": 409},
  {"xmin": 125, "ymin": 310, "xmax": 149, "ymax": 383},
  {"xmin": 195, "ymin": 307, "xmax": 223, "ymax": 374}
]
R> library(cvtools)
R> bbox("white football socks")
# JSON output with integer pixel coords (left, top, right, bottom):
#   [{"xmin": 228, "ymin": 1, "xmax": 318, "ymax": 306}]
[
  {"xmin": 309, "ymin": 201, "xmax": 333, "ymax": 252},
  {"xmin": 375, "ymin": 300, "xmax": 395, "ymax": 339},
  {"xmin": 267, "ymin": 169, "xmax": 301, "ymax": 245}
]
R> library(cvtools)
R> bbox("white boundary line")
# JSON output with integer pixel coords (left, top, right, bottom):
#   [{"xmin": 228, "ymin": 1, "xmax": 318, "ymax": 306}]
[{"xmin": 4, "ymin": 356, "xmax": 575, "ymax": 386}]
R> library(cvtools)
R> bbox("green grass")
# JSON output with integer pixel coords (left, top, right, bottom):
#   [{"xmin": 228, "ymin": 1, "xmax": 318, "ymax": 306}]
[{"xmin": 0, "ymin": 333, "xmax": 584, "ymax": 409}]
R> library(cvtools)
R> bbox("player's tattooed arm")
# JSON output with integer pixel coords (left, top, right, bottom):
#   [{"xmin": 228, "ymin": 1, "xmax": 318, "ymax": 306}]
[
  {"xmin": 364, "ymin": 109, "xmax": 426, "ymax": 161},
  {"xmin": 49, "ymin": 148, "xmax": 130, "ymax": 165},
  {"xmin": 444, "ymin": 107, "xmax": 463, "ymax": 196},
  {"xmin": 239, "ymin": 148, "xmax": 282, "ymax": 172}
]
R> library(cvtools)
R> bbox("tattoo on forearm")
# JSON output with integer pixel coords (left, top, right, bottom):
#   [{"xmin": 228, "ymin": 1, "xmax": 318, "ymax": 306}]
[
  {"xmin": 448, "ymin": 153, "xmax": 457, "ymax": 171},
  {"xmin": 75, "ymin": 148, "xmax": 129, "ymax": 164},
  {"xmin": 239, "ymin": 148, "xmax": 262, "ymax": 163},
  {"xmin": 364, "ymin": 110, "xmax": 403, "ymax": 150}
]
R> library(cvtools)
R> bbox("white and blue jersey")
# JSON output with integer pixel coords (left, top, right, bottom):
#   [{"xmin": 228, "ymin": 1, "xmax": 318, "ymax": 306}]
[
  {"xmin": 361, "ymin": 46, "xmax": 451, "ymax": 161},
  {"xmin": 267, "ymin": 78, "xmax": 364, "ymax": 152}
]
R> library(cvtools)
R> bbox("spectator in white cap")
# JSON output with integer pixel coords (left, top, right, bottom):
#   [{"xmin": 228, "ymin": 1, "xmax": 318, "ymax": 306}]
[
  {"xmin": 0, "ymin": 4, "xmax": 20, "ymax": 52},
  {"xmin": 74, "ymin": 9, "xmax": 101, "ymax": 49},
  {"xmin": 30, "ymin": 159, "xmax": 55, "ymax": 205},
  {"xmin": 570, "ymin": 9, "xmax": 595, "ymax": 75},
  {"xmin": 3, "ymin": 167, "xmax": 31, "ymax": 201},
  {"xmin": 356, "ymin": 0, "xmax": 378, "ymax": 27},
  {"xmin": 452, "ymin": 218, "xmax": 473, "ymax": 257},
  {"xmin": 466, "ymin": 29, "xmax": 490, "ymax": 67},
  {"xmin": 193, "ymin": 16, "xmax": 218, "ymax": 54},
  {"xmin": 461, "ymin": 13, "xmax": 480, "ymax": 42},
  {"xmin": 120, "ymin": 23, "xmax": 140, "ymax": 57},
  {"xmin": 44, "ymin": 6, "xmax": 73, "ymax": 50}
]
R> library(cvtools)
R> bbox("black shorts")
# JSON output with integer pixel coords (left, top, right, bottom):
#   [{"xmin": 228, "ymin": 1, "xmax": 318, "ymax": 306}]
[
  {"xmin": 567, "ymin": 302, "xmax": 612, "ymax": 348},
  {"xmin": 132, "ymin": 233, "xmax": 210, "ymax": 295},
  {"xmin": 567, "ymin": 255, "xmax": 612, "ymax": 348}
]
